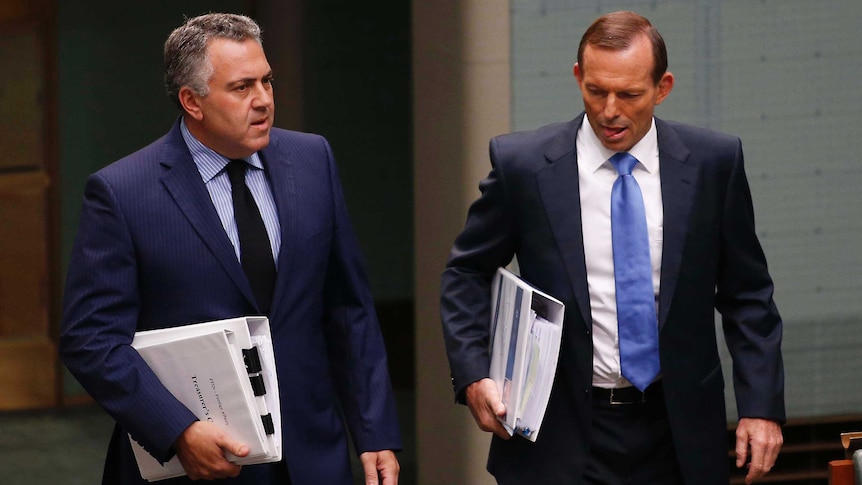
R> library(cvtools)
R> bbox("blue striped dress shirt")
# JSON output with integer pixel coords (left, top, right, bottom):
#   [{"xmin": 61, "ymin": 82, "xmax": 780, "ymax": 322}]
[{"xmin": 180, "ymin": 120, "xmax": 281, "ymax": 264}]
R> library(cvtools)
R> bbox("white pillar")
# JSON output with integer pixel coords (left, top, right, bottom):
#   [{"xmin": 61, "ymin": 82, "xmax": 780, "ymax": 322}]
[{"xmin": 413, "ymin": 1, "xmax": 510, "ymax": 483}]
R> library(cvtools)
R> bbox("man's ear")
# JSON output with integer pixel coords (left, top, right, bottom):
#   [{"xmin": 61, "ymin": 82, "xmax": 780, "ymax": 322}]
[
  {"xmin": 573, "ymin": 62, "xmax": 583, "ymax": 83},
  {"xmin": 655, "ymin": 71, "xmax": 675, "ymax": 105},
  {"xmin": 178, "ymin": 86, "xmax": 203, "ymax": 120}
]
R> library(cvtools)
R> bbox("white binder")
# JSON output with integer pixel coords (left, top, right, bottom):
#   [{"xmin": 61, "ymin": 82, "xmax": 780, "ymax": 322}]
[
  {"xmin": 128, "ymin": 316, "xmax": 281, "ymax": 481},
  {"xmin": 489, "ymin": 267, "xmax": 564, "ymax": 442}
]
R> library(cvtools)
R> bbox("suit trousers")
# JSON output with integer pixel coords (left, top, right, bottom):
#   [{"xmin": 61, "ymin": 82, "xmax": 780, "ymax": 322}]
[{"xmin": 582, "ymin": 381, "xmax": 685, "ymax": 485}]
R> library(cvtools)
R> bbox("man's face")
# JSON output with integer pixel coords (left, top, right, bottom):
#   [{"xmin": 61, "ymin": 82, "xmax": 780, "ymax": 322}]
[
  {"xmin": 574, "ymin": 35, "xmax": 673, "ymax": 152},
  {"xmin": 184, "ymin": 37, "xmax": 274, "ymax": 159}
]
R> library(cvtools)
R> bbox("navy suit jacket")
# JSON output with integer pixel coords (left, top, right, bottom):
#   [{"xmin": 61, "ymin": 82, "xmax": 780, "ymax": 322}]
[
  {"xmin": 441, "ymin": 114, "xmax": 784, "ymax": 484},
  {"xmin": 61, "ymin": 120, "xmax": 401, "ymax": 484}
]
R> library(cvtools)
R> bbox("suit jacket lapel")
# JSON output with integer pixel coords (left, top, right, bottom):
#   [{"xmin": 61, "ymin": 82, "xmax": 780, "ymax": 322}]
[
  {"xmin": 158, "ymin": 122, "xmax": 257, "ymax": 307},
  {"xmin": 260, "ymin": 135, "xmax": 294, "ymax": 315},
  {"xmin": 536, "ymin": 116, "xmax": 592, "ymax": 330},
  {"xmin": 655, "ymin": 119, "xmax": 698, "ymax": 329}
]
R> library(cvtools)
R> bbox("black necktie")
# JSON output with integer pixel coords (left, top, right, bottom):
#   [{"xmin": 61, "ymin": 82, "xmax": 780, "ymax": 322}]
[{"xmin": 226, "ymin": 160, "xmax": 276, "ymax": 315}]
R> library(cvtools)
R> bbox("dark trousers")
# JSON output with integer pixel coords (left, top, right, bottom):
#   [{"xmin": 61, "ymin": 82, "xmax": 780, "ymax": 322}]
[{"xmin": 582, "ymin": 382, "xmax": 685, "ymax": 485}]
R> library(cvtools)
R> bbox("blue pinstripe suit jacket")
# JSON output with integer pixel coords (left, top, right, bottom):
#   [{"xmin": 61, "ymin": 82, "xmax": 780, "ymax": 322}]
[{"xmin": 60, "ymin": 119, "xmax": 401, "ymax": 484}]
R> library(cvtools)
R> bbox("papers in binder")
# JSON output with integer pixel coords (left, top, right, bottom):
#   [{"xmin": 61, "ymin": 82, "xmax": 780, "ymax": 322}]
[
  {"xmin": 489, "ymin": 267, "xmax": 564, "ymax": 442},
  {"xmin": 128, "ymin": 316, "xmax": 281, "ymax": 481}
]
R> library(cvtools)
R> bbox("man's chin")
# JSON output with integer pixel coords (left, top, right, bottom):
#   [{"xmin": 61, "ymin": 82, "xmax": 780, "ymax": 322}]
[
  {"xmin": 249, "ymin": 134, "xmax": 271, "ymax": 152},
  {"xmin": 600, "ymin": 138, "xmax": 634, "ymax": 152}
]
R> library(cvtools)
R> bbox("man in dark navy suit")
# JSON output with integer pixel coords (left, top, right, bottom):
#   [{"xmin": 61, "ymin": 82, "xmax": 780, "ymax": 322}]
[
  {"xmin": 441, "ymin": 11, "xmax": 784, "ymax": 485},
  {"xmin": 60, "ymin": 13, "xmax": 400, "ymax": 485}
]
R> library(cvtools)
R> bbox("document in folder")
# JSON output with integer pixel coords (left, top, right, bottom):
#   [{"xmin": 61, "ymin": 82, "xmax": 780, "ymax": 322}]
[
  {"xmin": 489, "ymin": 267, "xmax": 564, "ymax": 442},
  {"xmin": 129, "ymin": 316, "xmax": 281, "ymax": 481}
]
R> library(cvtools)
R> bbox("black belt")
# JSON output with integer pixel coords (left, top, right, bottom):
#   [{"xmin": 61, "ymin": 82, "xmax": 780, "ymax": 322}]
[{"xmin": 592, "ymin": 381, "xmax": 662, "ymax": 405}]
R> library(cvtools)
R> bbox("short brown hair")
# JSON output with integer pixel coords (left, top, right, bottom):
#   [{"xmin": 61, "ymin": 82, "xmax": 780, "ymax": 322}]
[{"xmin": 577, "ymin": 11, "xmax": 668, "ymax": 84}]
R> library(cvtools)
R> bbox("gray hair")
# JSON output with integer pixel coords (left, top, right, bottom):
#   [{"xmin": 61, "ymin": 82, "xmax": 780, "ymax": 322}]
[{"xmin": 164, "ymin": 13, "xmax": 263, "ymax": 108}]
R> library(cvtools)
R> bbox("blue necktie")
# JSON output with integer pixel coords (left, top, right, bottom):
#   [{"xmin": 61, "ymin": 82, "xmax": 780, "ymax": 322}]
[{"xmin": 609, "ymin": 152, "xmax": 660, "ymax": 391}]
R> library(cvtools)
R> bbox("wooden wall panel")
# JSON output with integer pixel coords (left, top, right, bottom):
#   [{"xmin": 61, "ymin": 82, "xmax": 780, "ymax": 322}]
[
  {"xmin": 0, "ymin": 0, "xmax": 58, "ymax": 410},
  {"xmin": 0, "ymin": 173, "xmax": 55, "ymax": 410}
]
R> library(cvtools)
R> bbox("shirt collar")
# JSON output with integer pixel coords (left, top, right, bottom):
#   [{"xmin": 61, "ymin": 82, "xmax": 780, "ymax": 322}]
[
  {"xmin": 578, "ymin": 115, "xmax": 659, "ymax": 174},
  {"xmin": 180, "ymin": 119, "xmax": 265, "ymax": 183}
]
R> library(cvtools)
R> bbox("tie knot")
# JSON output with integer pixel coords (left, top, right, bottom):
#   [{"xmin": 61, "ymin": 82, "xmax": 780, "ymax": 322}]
[
  {"xmin": 609, "ymin": 152, "xmax": 639, "ymax": 176},
  {"xmin": 226, "ymin": 159, "xmax": 248, "ymax": 186}
]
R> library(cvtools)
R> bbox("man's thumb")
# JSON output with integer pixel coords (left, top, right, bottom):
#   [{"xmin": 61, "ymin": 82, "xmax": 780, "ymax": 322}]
[
  {"xmin": 221, "ymin": 438, "xmax": 249, "ymax": 457},
  {"xmin": 493, "ymin": 399, "xmax": 507, "ymax": 417}
]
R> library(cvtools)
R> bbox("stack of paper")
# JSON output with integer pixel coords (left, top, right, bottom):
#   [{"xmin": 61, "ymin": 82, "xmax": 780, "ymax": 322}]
[
  {"xmin": 129, "ymin": 316, "xmax": 281, "ymax": 481},
  {"xmin": 489, "ymin": 267, "xmax": 564, "ymax": 442}
]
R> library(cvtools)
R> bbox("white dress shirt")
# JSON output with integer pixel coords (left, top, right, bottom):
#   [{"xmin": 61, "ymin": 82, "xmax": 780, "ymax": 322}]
[{"xmin": 576, "ymin": 116, "xmax": 663, "ymax": 388}]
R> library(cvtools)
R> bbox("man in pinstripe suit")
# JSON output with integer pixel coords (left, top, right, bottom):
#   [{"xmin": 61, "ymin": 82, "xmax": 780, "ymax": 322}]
[{"xmin": 60, "ymin": 13, "xmax": 400, "ymax": 485}]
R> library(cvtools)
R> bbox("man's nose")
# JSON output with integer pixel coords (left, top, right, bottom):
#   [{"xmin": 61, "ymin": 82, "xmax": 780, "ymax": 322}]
[
  {"xmin": 602, "ymin": 95, "xmax": 619, "ymax": 119},
  {"xmin": 252, "ymin": 83, "xmax": 273, "ymax": 108}
]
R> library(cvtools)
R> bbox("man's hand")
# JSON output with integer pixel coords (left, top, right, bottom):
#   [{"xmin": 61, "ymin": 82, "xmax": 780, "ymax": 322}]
[
  {"xmin": 174, "ymin": 421, "xmax": 249, "ymax": 480},
  {"xmin": 735, "ymin": 417, "xmax": 783, "ymax": 484},
  {"xmin": 465, "ymin": 378, "xmax": 510, "ymax": 439},
  {"xmin": 359, "ymin": 450, "xmax": 399, "ymax": 485}
]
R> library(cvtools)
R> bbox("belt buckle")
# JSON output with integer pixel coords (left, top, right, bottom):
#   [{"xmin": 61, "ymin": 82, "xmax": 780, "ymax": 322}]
[{"xmin": 609, "ymin": 388, "xmax": 626, "ymax": 405}]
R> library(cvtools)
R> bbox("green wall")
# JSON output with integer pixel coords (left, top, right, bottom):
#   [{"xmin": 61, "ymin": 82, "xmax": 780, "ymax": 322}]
[{"xmin": 301, "ymin": 1, "xmax": 413, "ymax": 302}]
